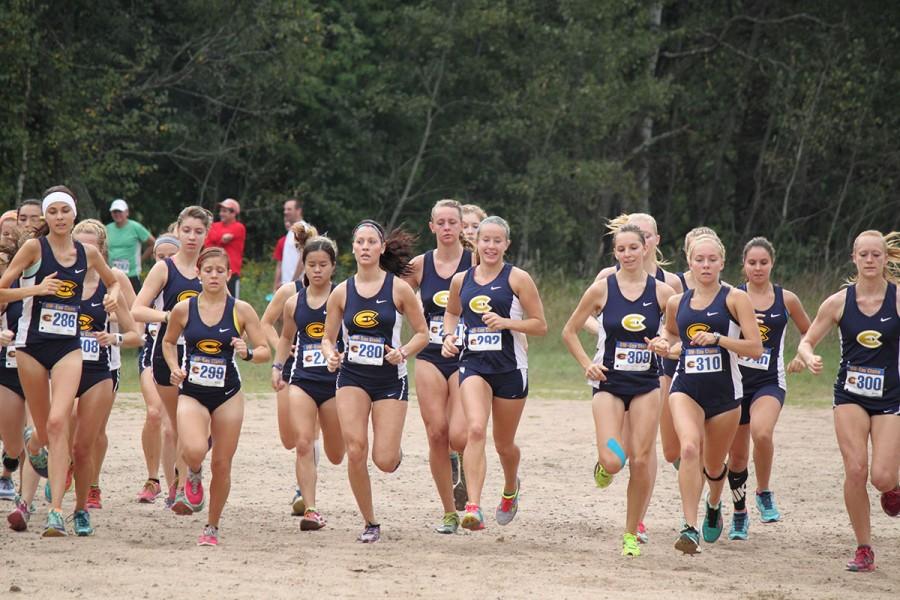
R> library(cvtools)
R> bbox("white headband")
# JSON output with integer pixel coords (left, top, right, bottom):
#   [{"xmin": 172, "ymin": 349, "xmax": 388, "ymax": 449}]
[{"xmin": 42, "ymin": 192, "xmax": 77, "ymax": 217}]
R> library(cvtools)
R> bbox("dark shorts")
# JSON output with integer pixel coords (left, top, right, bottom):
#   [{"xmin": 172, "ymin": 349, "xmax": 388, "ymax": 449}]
[
  {"xmin": 180, "ymin": 383, "xmax": 242, "ymax": 414},
  {"xmin": 291, "ymin": 380, "xmax": 336, "ymax": 407},
  {"xmin": 662, "ymin": 357, "xmax": 678, "ymax": 378},
  {"xmin": 281, "ymin": 355, "xmax": 295, "ymax": 384},
  {"xmin": 138, "ymin": 343, "xmax": 152, "ymax": 374},
  {"xmin": 336, "ymin": 369, "xmax": 408, "ymax": 402},
  {"xmin": 0, "ymin": 368, "xmax": 24, "ymax": 399},
  {"xmin": 111, "ymin": 368, "xmax": 120, "ymax": 393},
  {"xmin": 416, "ymin": 356, "xmax": 459, "ymax": 380},
  {"xmin": 739, "ymin": 384, "xmax": 785, "ymax": 425},
  {"xmin": 670, "ymin": 373, "xmax": 741, "ymax": 420},
  {"xmin": 129, "ymin": 275, "xmax": 142, "ymax": 293},
  {"xmin": 592, "ymin": 382, "xmax": 659, "ymax": 411},
  {"xmin": 833, "ymin": 389, "xmax": 900, "ymax": 417},
  {"xmin": 459, "ymin": 366, "xmax": 528, "ymax": 400},
  {"xmin": 16, "ymin": 338, "xmax": 82, "ymax": 372},
  {"xmin": 77, "ymin": 368, "xmax": 113, "ymax": 397},
  {"xmin": 152, "ymin": 347, "xmax": 185, "ymax": 387}
]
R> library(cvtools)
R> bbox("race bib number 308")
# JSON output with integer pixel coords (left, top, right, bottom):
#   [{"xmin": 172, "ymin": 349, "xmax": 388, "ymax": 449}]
[{"xmin": 81, "ymin": 333, "xmax": 101, "ymax": 362}]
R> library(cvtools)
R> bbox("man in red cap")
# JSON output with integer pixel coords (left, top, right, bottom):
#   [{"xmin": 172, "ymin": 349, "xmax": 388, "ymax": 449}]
[{"xmin": 205, "ymin": 198, "xmax": 246, "ymax": 297}]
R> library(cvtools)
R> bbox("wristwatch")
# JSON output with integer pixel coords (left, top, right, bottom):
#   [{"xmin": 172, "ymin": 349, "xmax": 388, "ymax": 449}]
[
  {"xmin": 243, "ymin": 347, "xmax": 254, "ymax": 362},
  {"xmin": 713, "ymin": 332, "xmax": 721, "ymax": 345}
]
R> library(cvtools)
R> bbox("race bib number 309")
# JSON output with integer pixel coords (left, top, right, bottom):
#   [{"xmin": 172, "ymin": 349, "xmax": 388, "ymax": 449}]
[{"xmin": 613, "ymin": 342, "xmax": 652, "ymax": 372}]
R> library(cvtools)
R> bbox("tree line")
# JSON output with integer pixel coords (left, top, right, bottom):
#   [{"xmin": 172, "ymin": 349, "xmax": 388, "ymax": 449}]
[{"xmin": 1, "ymin": 1, "xmax": 896, "ymax": 276}]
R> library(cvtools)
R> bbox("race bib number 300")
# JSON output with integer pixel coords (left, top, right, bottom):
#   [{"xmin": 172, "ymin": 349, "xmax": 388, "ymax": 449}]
[
  {"xmin": 188, "ymin": 355, "xmax": 226, "ymax": 388},
  {"xmin": 613, "ymin": 342, "xmax": 652, "ymax": 372},
  {"xmin": 844, "ymin": 366, "xmax": 884, "ymax": 398},
  {"xmin": 683, "ymin": 347, "xmax": 723, "ymax": 374},
  {"xmin": 39, "ymin": 303, "xmax": 78, "ymax": 336},
  {"xmin": 467, "ymin": 327, "xmax": 502, "ymax": 352},
  {"xmin": 347, "ymin": 335, "xmax": 384, "ymax": 366}
]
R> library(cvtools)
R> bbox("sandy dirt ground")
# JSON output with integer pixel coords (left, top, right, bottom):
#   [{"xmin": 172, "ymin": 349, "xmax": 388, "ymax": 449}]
[{"xmin": 1, "ymin": 393, "xmax": 897, "ymax": 599}]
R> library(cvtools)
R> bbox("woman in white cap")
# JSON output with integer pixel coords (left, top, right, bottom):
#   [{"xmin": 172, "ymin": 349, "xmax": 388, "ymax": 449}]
[{"xmin": 106, "ymin": 198, "xmax": 155, "ymax": 292}]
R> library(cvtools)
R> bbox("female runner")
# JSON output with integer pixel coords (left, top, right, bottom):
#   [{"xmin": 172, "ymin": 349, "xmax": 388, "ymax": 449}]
[
  {"xmin": 725, "ymin": 237, "xmax": 810, "ymax": 539},
  {"xmin": 797, "ymin": 230, "xmax": 900, "ymax": 572},
  {"xmin": 272, "ymin": 234, "xmax": 344, "ymax": 530},
  {"xmin": 662, "ymin": 233, "xmax": 762, "ymax": 554},
  {"xmin": 136, "ymin": 234, "xmax": 181, "ymax": 503},
  {"xmin": 563, "ymin": 224, "xmax": 674, "ymax": 556},
  {"xmin": 0, "ymin": 186, "xmax": 121, "ymax": 537},
  {"xmin": 461, "ymin": 204, "xmax": 486, "ymax": 246},
  {"xmin": 322, "ymin": 220, "xmax": 428, "ymax": 543},
  {"xmin": 404, "ymin": 199, "xmax": 473, "ymax": 532},
  {"xmin": 133, "ymin": 206, "xmax": 209, "ymax": 507},
  {"xmin": 260, "ymin": 220, "xmax": 317, "ymax": 515},
  {"xmin": 441, "ymin": 216, "xmax": 547, "ymax": 531},
  {"xmin": 67, "ymin": 219, "xmax": 141, "ymax": 534},
  {"xmin": 0, "ymin": 228, "xmax": 26, "ymax": 503},
  {"xmin": 164, "ymin": 247, "xmax": 270, "ymax": 546}
]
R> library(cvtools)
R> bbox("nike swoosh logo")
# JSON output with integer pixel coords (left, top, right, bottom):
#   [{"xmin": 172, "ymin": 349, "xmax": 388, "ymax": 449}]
[
  {"xmin": 490, "ymin": 286, "xmax": 502, "ymax": 290},
  {"xmin": 218, "ymin": 328, "xmax": 230, "ymax": 332},
  {"xmin": 91, "ymin": 302, "xmax": 103, "ymax": 307},
  {"xmin": 770, "ymin": 313, "xmax": 781, "ymax": 318},
  {"xmin": 642, "ymin": 302, "xmax": 653, "ymax": 307},
  {"xmin": 75, "ymin": 269, "xmax": 85, "ymax": 274},
  {"xmin": 386, "ymin": 393, "xmax": 397, "ymax": 397},
  {"xmin": 706, "ymin": 312, "xmax": 718, "ymax": 316},
  {"xmin": 880, "ymin": 317, "xmax": 892, "ymax": 322},
  {"xmin": 376, "ymin": 300, "xmax": 387, "ymax": 304}
]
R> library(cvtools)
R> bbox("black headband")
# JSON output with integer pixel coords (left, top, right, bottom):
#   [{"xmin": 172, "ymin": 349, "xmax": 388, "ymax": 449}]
[{"xmin": 353, "ymin": 219, "xmax": 385, "ymax": 242}]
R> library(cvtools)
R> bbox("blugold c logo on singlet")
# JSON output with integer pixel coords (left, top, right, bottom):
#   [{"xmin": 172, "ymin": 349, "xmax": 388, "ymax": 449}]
[
  {"xmin": 469, "ymin": 295, "xmax": 492, "ymax": 314},
  {"xmin": 305, "ymin": 322, "xmax": 325, "ymax": 339},
  {"xmin": 686, "ymin": 323, "xmax": 711, "ymax": 339},
  {"xmin": 79, "ymin": 314, "xmax": 94, "ymax": 331},
  {"xmin": 353, "ymin": 310, "xmax": 379, "ymax": 328},
  {"xmin": 621, "ymin": 314, "xmax": 647, "ymax": 332},
  {"xmin": 177, "ymin": 290, "xmax": 200, "ymax": 302},
  {"xmin": 856, "ymin": 330, "xmax": 882, "ymax": 349},
  {"xmin": 432, "ymin": 290, "xmax": 450, "ymax": 308},
  {"xmin": 758, "ymin": 323, "xmax": 771, "ymax": 342},
  {"xmin": 55, "ymin": 280, "xmax": 78, "ymax": 299},
  {"xmin": 196, "ymin": 339, "xmax": 223, "ymax": 354}
]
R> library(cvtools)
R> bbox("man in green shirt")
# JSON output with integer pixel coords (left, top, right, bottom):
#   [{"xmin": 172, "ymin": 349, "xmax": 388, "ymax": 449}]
[{"xmin": 105, "ymin": 199, "xmax": 155, "ymax": 291}]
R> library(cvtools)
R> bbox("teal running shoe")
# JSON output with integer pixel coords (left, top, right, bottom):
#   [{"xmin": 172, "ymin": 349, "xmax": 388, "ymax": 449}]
[
  {"xmin": 756, "ymin": 490, "xmax": 781, "ymax": 522},
  {"xmin": 73, "ymin": 509, "xmax": 94, "ymax": 537},
  {"xmin": 24, "ymin": 427, "xmax": 48, "ymax": 479},
  {"xmin": 702, "ymin": 498, "xmax": 724, "ymax": 543},
  {"xmin": 434, "ymin": 511, "xmax": 459, "ymax": 534},
  {"xmin": 461, "ymin": 503, "xmax": 485, "ymax": 531},
  {"xmin": 728, "ymin": 511, "xmax": 749, "ymax": 540},
  {"xmin": 42, "ymin": 509, "xmax": 67, "ymax": 537},
  {"xmin": 674, "ymin": 524, "xmax": 701, "ymax": 555}
]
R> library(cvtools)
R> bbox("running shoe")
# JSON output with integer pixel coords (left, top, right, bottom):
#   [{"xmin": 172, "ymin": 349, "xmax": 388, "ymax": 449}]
[
  {"xmin": 434, "ymin": 511, "xmax": 460, "ymax": 534},
  {"xmin": 198, "ymin": 524, "xmax": 219, "ymax": 546},
  {"xmin": 593, "ymin": 462, "xmax": 613, "ymax": 489},
  {"xmin": 23, "ymin": 427, "xmax": 48, "ymax": 479},
  {"xmin": 461, "ymin": 503, "xmax": 485, "ymax": 531},
  {"xmin": 185, "ymin": 468, "xmax": 205, "ymax": 512},
  {"xmin": 674, "ymin": 524, "xmax": 701, "ymax": 555},
  {"xmin": 7, "ymin": 498, "xmax": 31, "ymax": 532},
  {"xmin": 137, "ymin": 479, "xmax": 161, "ymax": 504},
  {"xmin": 171, "ymin": 490, "xmax": 193, "ymax": 516},
  {"xmin": 702, "ymin": 497, "xmax": 724, "ymax": 543},
  {"xmin": 755, "ymin": 490, "xmax": 781, "ymax": 522},
  {"xmin": 86, "ymin": 486, "xmax": 102, "ymax": 510},
  {"xmin": 636, "ymin": 521, "xmax": 649, "ymax": 544},
  {"xmin": 880, "ymin": 486, "xmax": 900, "ymax": 518},
  {"xmin": 622, "ymin": 532, "xmax": 641, "ymax": 557},
  {"xmin": 300, "ymin": 508, "xmax": 327, "ymax": 531},
  {"xmin": 357, "ymin": 523, "xmax": 381, "ymax": 543},
  {"xmin": 291, "ymin": 487, "xmax": 306, "ymax": 516},
  {"xmin": 451, "ymin": 452, "xmax": 468, "ymax": 512},
  {"xmin": 846, "ymin": 545, "xmax": 875, "ymax": 572},
  {"xmin": 42, "ymin": 509, "xmax": 67, "ymax": 537},
  {"xmin": 164, "ymin": 482, "xmax": 176, "ymax": 509},
  {"xmin": 0, "ymin": 476, "xmax": 15, "ymax": 501},
  {"xmin": 495, "ymin": 479, "xmax": 520, "ymax": 526},
  {"xmin": 728, "ymin": 511, "xmax": 749, "ymax": 541},
  {"xmin": 73, "ymin": 509, "xmax": 94, "ymax": 537}
]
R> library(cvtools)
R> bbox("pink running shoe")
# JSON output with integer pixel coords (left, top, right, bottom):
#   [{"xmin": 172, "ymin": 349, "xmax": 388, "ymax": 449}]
[
  {"xmin": 7, "ymin": 500, "xmax": 31, "ymax": 532},
  {"xmin": 636, "ymin": 521, "xmax": 649, "ymax": 544},
  {"xmin": 185, "ymin": 468, "xmax": 205, "ymax": 512},
  {"xmin": 880, "ymin": 487, "xmax": 900, "ymax": 518},
  {"xmin": 301, "ymin": 509, "xmax": 327, "ymax": 531},
  {"xmin": 846, "ymin": 545, "xmax": 875, "ymax": 572},
  {"xmin": 197, "ymin": 525, "xmax": 218, "ymax": 546},
  {"xmin": 85, "ymin": 486, "xmax": 102, "ymax": 510},
  {"xmin": 137, "ymin": 480, "xmax": 162, "ymax": 504}
]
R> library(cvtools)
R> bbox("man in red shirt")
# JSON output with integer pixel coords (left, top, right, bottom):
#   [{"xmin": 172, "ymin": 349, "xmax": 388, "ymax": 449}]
[{"xmin": 205, "ymin": 198, "xmax": 246, "ymax": 297}]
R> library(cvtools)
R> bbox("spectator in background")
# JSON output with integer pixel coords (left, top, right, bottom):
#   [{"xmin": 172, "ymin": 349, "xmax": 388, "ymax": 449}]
[
  {"xmin": 206, "ymin": 198, "xmax": 246, "ymax": 297},
  {"xmin": 106, "ymin": 199, "xmax": 155, "ymax": 291},
  {"xmin": 272, "ymin": 198, "xmax": 305, "ymax": 291}
]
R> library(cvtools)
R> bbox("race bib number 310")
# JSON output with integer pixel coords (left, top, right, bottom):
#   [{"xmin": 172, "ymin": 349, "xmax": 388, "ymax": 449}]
[
  {"xmin": 683, "ymin": 347, "xmax": 723, "ymax": 374},
  {"xmin": 39, "ymin": 302, "xmax": 78, "ymax": 336}
]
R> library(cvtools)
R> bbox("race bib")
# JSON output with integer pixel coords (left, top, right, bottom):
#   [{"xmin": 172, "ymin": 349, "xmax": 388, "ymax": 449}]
[
  {"xmin": 81, "ymin": 332, "xmax": 101, "ymax": 362},
  {"xmin": 428, "ymin": 316, "xmax": 464, "ymax": 346},
  {"xmin": 188, "ymin": 355, "xmax": 226, "ymax": 388},
  {"xmin": 4, "ymin": 348, "xmax": 16, "ymax": 369},
  {"xmin": 346, "ymin": 335, "xmax": 384, "ymax": 366},
  {"xmin": 148, "ymin": 323, "xmax": 160, "ymax": 339},
  {"xmin": 112, "ymin": 259, "xmax": 130, "ymax": 272},
  {"xmin": 683, "ymin": 347, "xmax": 723, "ymax": 374},
  {"xmin": 39, "ymin": 302, "xmax": 78, "ymax": 336},
  {"xmin": 737, "ymin": 348, "xmax": 771, "ymax": 371},
  {"xmin": 613, "ymin": 342, "xmax": 653, "ymax": 372},
  {"xmin": 301, "ymin": 344, "xmax": 327, "ymax": 368},
  {"xmin": 844, "ymin": 366, "xmax": 884, "ymax": 398},
  {"xmin": 467, "ymin": 326, "xmax": 502, "ymax": 352}
]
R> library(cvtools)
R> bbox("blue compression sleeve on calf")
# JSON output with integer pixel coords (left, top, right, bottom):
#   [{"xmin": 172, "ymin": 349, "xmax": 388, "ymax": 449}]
[{"xmin": 606, "ymin": 438, "xmax": 627, "ymax": 468}]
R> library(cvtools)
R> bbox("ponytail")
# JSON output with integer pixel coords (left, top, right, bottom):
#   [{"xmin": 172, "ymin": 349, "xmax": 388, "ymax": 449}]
[
  {"xmin": 382, "ymin": 228, "xmax": 417, "ymax": 277},
  {"xmin": 606, "ymin": 212, "xmax": 669, "ymax": 266},
  {"xmin": 849, "ymin": 230, "xmax": 900, "ymax": 285},
  {"xmin": 291, "ymin": 220, "xmax": 319, "ymax": 250}
]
